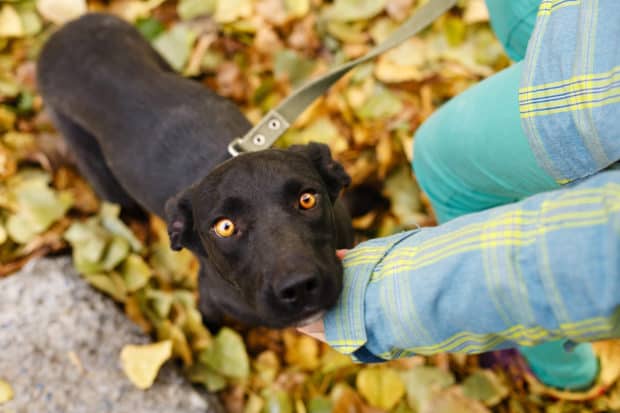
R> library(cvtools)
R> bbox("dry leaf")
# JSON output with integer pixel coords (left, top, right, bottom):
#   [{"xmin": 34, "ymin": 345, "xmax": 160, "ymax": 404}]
[
  {"xmin": 36, "ymin": 0, "xmax": 87, "ymax": 24},
  {"xmin": 120, "ymin": 340, "xmax": 173, "ymax": 390},
  {"xmin": 0, "ymin": 379, "xmax": 13, "ymax": 404}
]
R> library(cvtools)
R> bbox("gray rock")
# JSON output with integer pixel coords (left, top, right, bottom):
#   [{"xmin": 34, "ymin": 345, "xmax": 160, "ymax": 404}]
[{"xmin": 0, "ymin": 258, "xmax": 224, "ymax": 413}]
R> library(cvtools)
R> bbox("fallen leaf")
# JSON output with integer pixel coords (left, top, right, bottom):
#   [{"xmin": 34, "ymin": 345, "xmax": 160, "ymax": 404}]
[
  {"xmin": 274, "ymin": 49, "xmax": 316, "ymax": 87},
  {"xmin": 100, "ymin": 203, "xmax": 143, "ymax": 252},
  {"xmin": 354, "ymin": 85, "xmax": 403, "ymax": 121},
  {"xmin": 0, "ymin": 5, "xmax": 23, "ymax": 37},
  {"xmin": 36, "ymin": 0, "xmax": 86, "ymax": 25},
  {"xmin": 422, "ymin": 387, "xmax": 491, "ymax": 413},
  {"xmin": 283, "ymin": 330, "xmax": 320, "ymax": 371},
  {"xmin": 307, "ymin": 397, "xmax": 333, "ymax": 413},
  {"xmin": 120, "ymin": 340, "xmax": 173, "ymax": 390},
  {"xmin": 401, "ymin": 366, "xmax": 455, "ymax": 412},
  {"xmin": 109, "ymin": 0, "xmax": 165, "ymax": 22},
  {"xmin": 461, "ymin": 370, "xmax": 509, "ymax": 406},
  {"xmin": 152, "ymin": 24, "xmax": 198, "ymax": 72},
  {"xmin": 121, "ymin": 253, "xmax": 152, "ymax": 292},
  {"xmin": 200, "ymin": 327, "xmax": 250, "ymax": 380},
  {"xmin": 356, "ymin": 367, "xmax": 405, "ymax": 411},
  {"xmin": 177, "ymin": 0, "xmax": 215, "ymax": 20},
  {"xmin": 214, "ymin": 0, "xmax": 252, "ymax": 23},
  {"xmin": 188, "ymin": 363, "xmax": 228, "ymax": 392},
  {"xmin": 0, "ymin": 379, "xmax": 13, "ymax": 404},
  {"xmin": 325, "ymin": 0, "xmax": 386, "ymax": 22}
]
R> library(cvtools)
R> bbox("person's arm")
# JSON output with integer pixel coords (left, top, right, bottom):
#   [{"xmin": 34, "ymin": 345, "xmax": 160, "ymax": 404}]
[{"xmin": 319, "ymin": 170, "xmax": 620, "ymax": 362}]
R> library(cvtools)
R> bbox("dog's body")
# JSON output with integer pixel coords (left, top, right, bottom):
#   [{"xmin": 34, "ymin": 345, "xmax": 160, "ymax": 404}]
[{"xmin": 37, "ymin": 13, "xmax": 353, "ymax": 328}]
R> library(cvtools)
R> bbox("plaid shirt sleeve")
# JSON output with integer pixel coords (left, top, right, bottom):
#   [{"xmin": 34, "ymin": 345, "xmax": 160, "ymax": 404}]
[
  {"xmin": 324, "ymin": 170, "xmax": 620, "ymax": 362},
  {"xmin": 519, "ymin": 0, "xmax": 620, "ymax": 184}
]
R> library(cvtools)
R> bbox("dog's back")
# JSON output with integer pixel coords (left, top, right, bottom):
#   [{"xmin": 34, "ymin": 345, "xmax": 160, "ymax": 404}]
[{"xmin": 37, "ymin": 13, "xmax": 252, "ymax": 215}]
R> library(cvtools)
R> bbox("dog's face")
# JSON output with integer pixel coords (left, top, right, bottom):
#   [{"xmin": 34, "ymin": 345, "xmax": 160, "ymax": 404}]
[{"xmin": 165, "ymin": 143, "xmax": 351, "ymax": 328}]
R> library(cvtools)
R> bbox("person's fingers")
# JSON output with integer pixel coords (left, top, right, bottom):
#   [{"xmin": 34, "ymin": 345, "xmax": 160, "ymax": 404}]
[
  {"xmin": 336, "ymin": 249, "xmax": 348, "ymax": 260},
  {"xmin": 297, "ymin": 319, "xmax": 326, "ymax": 343}
]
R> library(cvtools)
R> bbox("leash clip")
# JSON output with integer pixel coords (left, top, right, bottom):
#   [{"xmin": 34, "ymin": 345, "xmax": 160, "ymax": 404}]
[{"xmin": 228, "ymin": 138, "xmax": 244, "ymax": 157}]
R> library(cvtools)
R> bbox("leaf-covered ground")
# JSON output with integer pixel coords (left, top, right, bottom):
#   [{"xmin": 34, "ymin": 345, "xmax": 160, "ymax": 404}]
[{"xmin": 1, "ymin": 0, "xmax": 620, "ymax": 412}]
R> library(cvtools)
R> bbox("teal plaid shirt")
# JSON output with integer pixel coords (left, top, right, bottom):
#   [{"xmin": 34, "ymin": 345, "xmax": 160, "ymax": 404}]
[{"xmin": 324, "ymin": 0, "xmax": 620, "ymax": 362}]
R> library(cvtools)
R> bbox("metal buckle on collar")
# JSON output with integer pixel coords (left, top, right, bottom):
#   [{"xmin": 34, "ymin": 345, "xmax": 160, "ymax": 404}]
[{"xmin": 228, "ymin": 138, "xmax": 244, "ymax": 157}]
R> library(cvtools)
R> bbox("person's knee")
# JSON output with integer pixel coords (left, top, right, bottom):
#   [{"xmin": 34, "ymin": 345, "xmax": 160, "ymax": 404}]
[{"xmin": 412, "ymin": 122, "xmax": 461, "ymax": 223}]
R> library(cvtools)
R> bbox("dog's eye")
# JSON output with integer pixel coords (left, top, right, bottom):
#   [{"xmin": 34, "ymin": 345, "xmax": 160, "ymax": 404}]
[
  {"xmin": 299, "ymin": 192, "xmax": 317, "ymax": 210},
  {"xmin": 213, "ymin": 218, "xmax": 235, "ymax": 237}
]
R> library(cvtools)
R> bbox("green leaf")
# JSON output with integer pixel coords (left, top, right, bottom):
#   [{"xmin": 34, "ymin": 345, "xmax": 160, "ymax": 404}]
[
  {"xmin": 188, "ymin": 363, "xmax": 228, "ymax": 392},
  {"xmin": 307, "ymin": 397, "xmax": 332, "ymax": 413},
  {"xmin": 17, "ymin": 90, "xmax": 35, "ymax": 114},
  {"xmin": 281, "ymin": 117, "xmax": 342, "ymax": 147},
  {"xmin": 214, "ymin": 0, "xmax": 252, "ymax": 23},
  {"xmin": 401, "ymin": 366, "xmax": 455, "ymax": 412},
  {"xmin": 355, "ymin": 85, "xmax": 403, "ymax": 121},
  {"xmin": 7, "ymin": 174, "xmax": 72, "ymax": 244},
  {"xmin": 99, "ymin": 203, "xmax": 143, "ymax": 252},
  {"xmin": 200, "ymin": 327, "xmax": 249, "ymax": 379},
  {"xmin": 325, "ymin": 0, "xmax": 386, "ymax": 21},
  {"xmin": 274, "ymin": 49, "xmax": 315, "ymax": 87},
  {"xmin": 356, "ymin": 367, "xmax": 405, "ymax": 411},
  {"xmin": 84, "ymin": 272, "xmax": 128, "ymax": 302},
  {"xmin": 135, "ymin": 17, "xmax": 165, "ymax": 41},
  {"xmin": 262, "ymin": 388, "xmax": 293, "ymax": 413},
  {"xmin": 121, "ymin": 253, "xmax": 152, "ymax": 292},
  {"xmin": 18, "ymin": 8, "xmax": 42, "ymax": 37},
  {"xmin": 152, "ymin": 24, "xmax": 198, "ymax": 72},
  {"xmin": 177, "ymin": 0, "xmax": 215, "ymax": 20},
  {"xmin": 100, "ymin": 236, "xmax": 131, "ymax": 271},
  {"xmin": 146, "ymin": 289, "xmax": 174, "ymax": 318},
  {"xmin": 461, "ymin": 370, "xmax": 509, "ymax": 407}
]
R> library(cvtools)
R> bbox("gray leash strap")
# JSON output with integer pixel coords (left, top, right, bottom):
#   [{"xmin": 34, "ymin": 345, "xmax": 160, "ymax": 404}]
[{"xmin": 228, "ymin": 0, "xmax": 458, "ymax": 157}]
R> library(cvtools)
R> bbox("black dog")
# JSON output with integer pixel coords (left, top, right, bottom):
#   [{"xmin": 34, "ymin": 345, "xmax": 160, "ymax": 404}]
[{"xmin": 37, "ymin": 13, "xmax": 353, "ymax": 328}]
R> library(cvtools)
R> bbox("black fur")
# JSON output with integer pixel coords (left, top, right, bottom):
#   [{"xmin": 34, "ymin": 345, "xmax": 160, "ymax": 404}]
[{"xmin": 37, "ymin": 13, "xmax": 353, "ymax": 328}]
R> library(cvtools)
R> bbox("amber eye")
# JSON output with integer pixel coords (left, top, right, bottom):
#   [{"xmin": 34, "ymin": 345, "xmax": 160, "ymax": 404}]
[
  {"xmin": 213, "ymin": 218, "xmax": 235, "ymax": 238},
  {"xmin": 299, "ymin": 192, "xmax": 317, "ymax": 210}
]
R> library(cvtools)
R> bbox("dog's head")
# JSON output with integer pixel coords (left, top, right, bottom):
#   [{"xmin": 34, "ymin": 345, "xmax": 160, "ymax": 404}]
[{"xmin": 165, "ymin": 142, "xmax": 351, "ymax": 328}]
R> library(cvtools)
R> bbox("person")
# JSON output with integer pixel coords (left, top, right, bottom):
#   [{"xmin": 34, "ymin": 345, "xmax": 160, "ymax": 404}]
[{"xmin": 299, "ymin": 0, "xmax": 620, "ymax": 391}]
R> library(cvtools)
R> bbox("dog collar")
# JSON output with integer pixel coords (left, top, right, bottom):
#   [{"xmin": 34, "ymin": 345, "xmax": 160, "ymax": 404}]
[{"xmin": 227, "ymin": 0, "xmax": 458, "ymax": 157}]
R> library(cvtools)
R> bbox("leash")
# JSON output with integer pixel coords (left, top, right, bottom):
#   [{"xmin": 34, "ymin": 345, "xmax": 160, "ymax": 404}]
[{"xmin": 228, "ymin": 0, "xmax": 458, "ymax": 157}]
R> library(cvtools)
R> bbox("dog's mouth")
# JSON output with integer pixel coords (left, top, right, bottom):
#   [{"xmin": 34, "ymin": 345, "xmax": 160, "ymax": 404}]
[{"xmin": 293, "ymin": 310, "xmax": 326, "ymax": 327}]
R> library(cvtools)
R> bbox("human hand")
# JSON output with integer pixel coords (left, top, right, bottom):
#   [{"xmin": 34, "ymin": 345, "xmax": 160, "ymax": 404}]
[{"xmin": 296, "ymin": 249, "xmax": 348, "ymax": 343}]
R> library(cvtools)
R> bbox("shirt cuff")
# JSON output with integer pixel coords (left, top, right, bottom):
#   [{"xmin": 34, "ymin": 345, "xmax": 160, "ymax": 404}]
[{"xmin": 324, "ymin": 230, "xmax": 420, "ymax": 362}]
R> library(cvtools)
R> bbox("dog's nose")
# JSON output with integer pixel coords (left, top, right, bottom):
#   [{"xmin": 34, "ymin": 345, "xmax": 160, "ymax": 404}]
[{"xmin": 275, "ymin": 273, "xmax": 321, "ymax": 307}]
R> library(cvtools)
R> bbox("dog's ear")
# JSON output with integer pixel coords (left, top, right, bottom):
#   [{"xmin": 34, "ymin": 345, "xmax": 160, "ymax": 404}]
[
  {"xmin": 164, "ymin": 187, "xmax": 200, "ymax": 252},
  {"xmin": 289, "ymin": 142, "xmax": 351, "ymax": 201}
]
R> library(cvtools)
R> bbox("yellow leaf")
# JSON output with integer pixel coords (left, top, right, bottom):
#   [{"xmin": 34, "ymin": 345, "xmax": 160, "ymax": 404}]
[
  {"xmin": 0, "ymin": 379, "xmax": 14, "ymax": 404},
  {"xmin": 0, "ymin": 5, "xmax": 23, "ymax": 37},
  {"xmin": 356, "ymin": 367, "xmax": 405, "ymax": 410},
  {"xmin": 0, "ymin": 224, "xmax": 6, "ymax": 245},
  {"xmin": 120, "ymin": 340, "xmax": 173, "ymax": 390},
  {"xmin": 36, "ymin": 0, "xmax": 86, "ymax": 24},
  {"xmin": 283, "ymin": 330, "xmax": 320, "ymax": 371},
  {"xmin": 121, "ymin": 254, "xmax": 152, "ymax": 292},
  {"xmin": 214, "ymin": 0, "xmax": 252, "ymax": 23}
]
